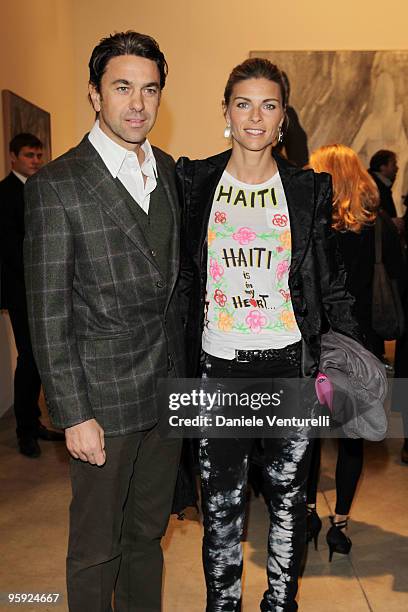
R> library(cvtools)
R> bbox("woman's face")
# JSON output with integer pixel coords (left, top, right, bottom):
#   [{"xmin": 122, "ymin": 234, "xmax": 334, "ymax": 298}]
[{"xmin": 225, "ymin": 77, "xmax": 284, "ymax": 153}]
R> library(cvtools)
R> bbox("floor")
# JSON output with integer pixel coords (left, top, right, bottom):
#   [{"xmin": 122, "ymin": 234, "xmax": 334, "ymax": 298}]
[{"xmin": 0, "ymin": 406, "xmax": 407, "ymax": 611}]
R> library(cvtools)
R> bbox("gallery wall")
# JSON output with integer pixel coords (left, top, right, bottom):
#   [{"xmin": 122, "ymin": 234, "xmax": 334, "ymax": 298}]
[
  {"xmin": 0, "ymin": 0, "xmax": 76, "ymax": 414},
  {"xmin": 1, "ymin": 0, "xmax": 407, "ymax": 415},
  {"xmin": 72, "ymin": 0, "xmax": 408, "ymax": 160},
  {"xmin": 0, "ymin": 0, "xmax": 76, "ymax": 173}
]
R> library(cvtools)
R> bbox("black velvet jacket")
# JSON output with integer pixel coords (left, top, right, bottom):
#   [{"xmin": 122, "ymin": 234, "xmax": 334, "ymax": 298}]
[
  {"xmin": 176, "ymin": 149, "xmax": 360, "ymax": 378},
  {"xmin": 0, "ymin": 172, "xmax": 26, "ymax": 309}
]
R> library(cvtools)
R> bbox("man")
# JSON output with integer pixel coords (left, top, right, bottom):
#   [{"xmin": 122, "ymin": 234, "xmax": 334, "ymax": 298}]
[
  {"xmin": 24, "ymin": 32, "xmax": 184, "ymax": 611},
  {"xmin": 368, "ymin": 150, "xmax": 404, "ymax": 367},
  {"xmin": 0, "ymin": 133, "xmax": 64, "ymax": 457},
  {"xmin": 368, "ymin": 149, "xmax": 399, "ymax": 218}
]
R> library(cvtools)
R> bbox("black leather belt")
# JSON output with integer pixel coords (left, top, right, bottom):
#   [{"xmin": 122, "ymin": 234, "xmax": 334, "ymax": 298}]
[{"xmin": 234, "ymin": 342, "xmax": 301, "ymax": 364}]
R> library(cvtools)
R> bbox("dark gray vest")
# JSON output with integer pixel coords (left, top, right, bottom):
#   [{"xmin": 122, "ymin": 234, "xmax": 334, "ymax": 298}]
[{"xmin": 114, "ymin": 174, "xmax": 173, "ymax": 278}]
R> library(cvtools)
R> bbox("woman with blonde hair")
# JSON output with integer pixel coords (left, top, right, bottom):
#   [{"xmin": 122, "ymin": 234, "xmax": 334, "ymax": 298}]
[{"xmin": 307, "ymin": 144, "xmax": 404, "ymax": 560}]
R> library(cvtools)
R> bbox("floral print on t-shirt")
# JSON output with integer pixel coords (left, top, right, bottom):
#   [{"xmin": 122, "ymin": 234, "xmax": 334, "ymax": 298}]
[{"xmin": 203, "ymin": 171, "xmax": 301, "ymax": 358}]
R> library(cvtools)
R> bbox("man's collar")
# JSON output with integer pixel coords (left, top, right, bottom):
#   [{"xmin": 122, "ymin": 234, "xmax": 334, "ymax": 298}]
[
  {"xmin": 373, "ymin": 171, "xmax": 392, "ymax": 188},
  {"xmin": 88, "ymin": 120, "xmax": 157, "ymax": 177},
  {"xmin": 11, "ymin": 170, "xmax": 27, "ymax": 184}
]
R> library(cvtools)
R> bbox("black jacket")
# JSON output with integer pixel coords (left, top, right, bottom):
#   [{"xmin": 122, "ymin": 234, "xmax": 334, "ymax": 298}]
[
  {"xmin": 337, "ymin": 211, "xmax": 404, "ymax": 336},
  {"xmin": 176, "ymin": 149, "xmax": 360, "ymax": 378},
  {"xmin": 0, "ymin": 172, "xmax": 26, "ymax": 309},
  {"xmin": 369, "ymin": 170, "xmax": 397, "ymax": 218}
]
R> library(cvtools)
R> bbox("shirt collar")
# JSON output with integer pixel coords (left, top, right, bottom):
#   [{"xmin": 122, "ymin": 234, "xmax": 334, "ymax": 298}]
[
  {"xmin": 88, "ymin": 120, "xmax": 157, "ymax": 178},
  {"xmin": 12, "ymin": 170, "xmax": 28, "ymax": 184},
  {"xmin": 373, "ymin": 171, "xmax": 392, "ymax": 188}
]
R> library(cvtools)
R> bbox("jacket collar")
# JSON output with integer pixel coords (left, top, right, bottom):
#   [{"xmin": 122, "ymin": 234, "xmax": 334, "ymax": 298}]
[{"xmin": 275, "ymin": 154, "xmax": 315, "ymax": 277}]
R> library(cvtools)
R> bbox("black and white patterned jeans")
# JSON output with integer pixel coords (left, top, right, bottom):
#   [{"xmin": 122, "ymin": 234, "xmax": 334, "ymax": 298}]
[{"xmin": 200, "ymin": 345, "xmax": 311, "ymax": 612}]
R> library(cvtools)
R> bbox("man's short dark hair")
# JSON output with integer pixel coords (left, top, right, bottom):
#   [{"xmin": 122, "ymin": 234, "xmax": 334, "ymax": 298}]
[
  {"xmin": 369, "ymin": 149, "xmax": 396, "ymax": 172},
  {"xmin": 9, "ymin": 133, "xmax": 43, "ymax": 156},
  {"xmin": 89, "ymin": 31, "xmax": 168, "ymax": 92}
]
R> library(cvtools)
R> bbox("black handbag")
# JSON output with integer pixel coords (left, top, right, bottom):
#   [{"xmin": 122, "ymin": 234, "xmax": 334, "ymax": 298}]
[{"xmin": 371, "ymin": 215, "xmax": 405, "ymax": 340}]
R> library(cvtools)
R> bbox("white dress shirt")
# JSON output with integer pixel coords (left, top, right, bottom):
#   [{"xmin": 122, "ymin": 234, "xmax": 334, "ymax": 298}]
[
  {"xmin": 88, "ymin": 120, "xmax": 157, "ymax": 214},
  {"xmin": 12, "ymin": 170, "xmax": 27, "ymax": 184}
]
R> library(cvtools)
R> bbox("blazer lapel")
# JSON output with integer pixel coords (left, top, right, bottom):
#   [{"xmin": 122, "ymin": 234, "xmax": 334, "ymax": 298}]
[
  {"xmin": 75, "ymin": 137, "xmax": 160, "ymax": 272},
  {"xmin": 275, "ymin": 154, "xmax": 315, "ymax": 278},
  {"xmin": 153, "ymin": 148, "xmax": 180, "ymax": 300},
  {"xmin": 194, "ymin": 149, "xmax": 231, "ymax": 256}
]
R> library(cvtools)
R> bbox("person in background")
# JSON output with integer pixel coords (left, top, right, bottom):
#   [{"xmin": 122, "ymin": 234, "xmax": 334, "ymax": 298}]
[
  {"xmin": 0, "ymin": 133, "xmax": 64, "ymax": 458},
  {"xmin": 307, "ymin": 144, "xmax": 404, "ymax": 560},
  {"xmin": 177, "ymin": 60, "xmax": 360, "ymax": 611},
  {"xmin": 368, "ymin": 149, "xmax": 403, "ymax": 367},
  {"xmin": 393, "ymin": 189, "xmax": 408, "ymax": 464},
  {"xmin": 368, "ymin": 149, "xmax": 398, "ymax": 219}
]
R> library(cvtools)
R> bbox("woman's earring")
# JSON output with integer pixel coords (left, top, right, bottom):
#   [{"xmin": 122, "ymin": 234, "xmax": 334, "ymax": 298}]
[
  {"xmin": 224, "ymin": 124, "xmax": 231, "ymax": 139},
  {"xmin": 277, "ymin": 126, "xmax": 283, "ymax": 144}
]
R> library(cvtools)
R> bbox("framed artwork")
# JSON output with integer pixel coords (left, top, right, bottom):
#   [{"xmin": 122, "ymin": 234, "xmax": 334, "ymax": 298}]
[
  {"xmin": 2, "ymin": 90, "xmax": 51, "ymax": 172},
  {"xmin": 250, "ymin": 50, "xmax": 408, "ymax": 211}
]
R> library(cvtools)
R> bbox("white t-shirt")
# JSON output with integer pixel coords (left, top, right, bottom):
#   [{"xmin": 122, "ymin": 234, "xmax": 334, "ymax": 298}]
[{"xmin": 202, "ymin": 170, "xmax": 301, "ymax": 359}]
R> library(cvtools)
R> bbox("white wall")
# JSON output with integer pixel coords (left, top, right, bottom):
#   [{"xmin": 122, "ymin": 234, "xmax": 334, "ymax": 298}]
[{"xmin": 0, "ymin": 313, "xmax": 16, "ymax": 417}]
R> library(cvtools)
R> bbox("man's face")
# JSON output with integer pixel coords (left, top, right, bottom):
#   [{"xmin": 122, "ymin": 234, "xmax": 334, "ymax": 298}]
[
  {"xmin": 89, "ymin": 54, "xmax": 161, "ymax": 151},
  {"xmin": 381, "ymin": 156, "xmax": 398, "ymax": 182},
  {"xmin": 11, "ymin": 147, "xmax": 43, "ymax": 177}
]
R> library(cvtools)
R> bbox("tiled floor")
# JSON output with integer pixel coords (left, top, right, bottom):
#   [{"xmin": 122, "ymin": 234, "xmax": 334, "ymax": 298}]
[{"xmin": 1, "ymin": 407, "xmax": 407, "ymax": 611}]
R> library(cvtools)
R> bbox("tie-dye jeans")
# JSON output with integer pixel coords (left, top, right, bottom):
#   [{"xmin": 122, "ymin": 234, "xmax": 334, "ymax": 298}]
[{"xmin": 200, "ymin": 349, "xmax": 311, "ymax": 611}]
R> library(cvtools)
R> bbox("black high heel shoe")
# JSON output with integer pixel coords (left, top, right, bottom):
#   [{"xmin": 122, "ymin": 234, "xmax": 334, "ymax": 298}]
[
  {"xmin": 326, "ymin": 516, "xmax": 352, "ymax": 562},
  {"xmin": 306, "ymin": 507, "xmax": 322, "ymax": 550}
]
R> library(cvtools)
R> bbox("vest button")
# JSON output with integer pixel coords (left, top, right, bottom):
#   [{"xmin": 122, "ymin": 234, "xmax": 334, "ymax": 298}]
[
  {"xmin": 151, "ymin": 249, "xmax": 156, "ymax": 257},
  {"xmin": 156, "ymin": 280, "xmax": 164, "ymax": 288}
]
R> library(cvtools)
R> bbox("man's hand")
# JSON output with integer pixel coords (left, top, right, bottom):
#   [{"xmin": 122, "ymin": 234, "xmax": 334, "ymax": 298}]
[{"xmin": 65, "ymin": 419, "xmax": 106, "ymax": 465}]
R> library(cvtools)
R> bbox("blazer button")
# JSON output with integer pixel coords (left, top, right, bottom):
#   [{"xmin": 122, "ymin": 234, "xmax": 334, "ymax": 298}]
[
  {"xmin": 151, "ymin": 249, "xmax": 156, "ymax": 257},
  {"xmin": 156, "ymin": 280, "xmax": 165, "ymax": 288}
]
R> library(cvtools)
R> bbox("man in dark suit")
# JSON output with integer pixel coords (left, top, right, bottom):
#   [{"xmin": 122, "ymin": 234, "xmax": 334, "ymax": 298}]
[
  {"xmin": 0, "ymin": 133, "xmax": 64, "ymax": 457},
  {"xmin": 24, "ymin": 32, "xmax": 184, "ymax": 611},
  {"xmin": 368, "ymin": 149, "xmax": 402, "ymax": 366},
  {"xmin": 368, "ymin": 149, "xmax": 399, "ymax": 218}
]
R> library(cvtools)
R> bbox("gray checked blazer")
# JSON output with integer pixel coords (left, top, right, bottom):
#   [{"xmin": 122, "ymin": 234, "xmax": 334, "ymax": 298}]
[{"xmin": 24, "ymin": 135, "xmax": 185, "ymax": 436}]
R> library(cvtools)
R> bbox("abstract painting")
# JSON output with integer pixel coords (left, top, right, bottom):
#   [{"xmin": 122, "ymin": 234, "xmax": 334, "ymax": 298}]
[{"xmin": 250, "ymin": 50, "xmax": 408, "ymax": 211}]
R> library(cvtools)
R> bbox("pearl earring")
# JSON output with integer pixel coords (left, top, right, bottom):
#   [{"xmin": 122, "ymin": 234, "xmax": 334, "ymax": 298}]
[{"xmin": 224, "ymin": 124, "xmax": 231, "ymax": 139}]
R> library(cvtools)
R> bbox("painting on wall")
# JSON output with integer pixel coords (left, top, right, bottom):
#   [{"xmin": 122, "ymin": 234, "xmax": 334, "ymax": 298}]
[
  {"xmin": 2, "ymin": 90, "xmax": 51, "ymax": 172},
  {"xmin": 250, "ymin": 50, "xmax": 408, "ymax": 211}
]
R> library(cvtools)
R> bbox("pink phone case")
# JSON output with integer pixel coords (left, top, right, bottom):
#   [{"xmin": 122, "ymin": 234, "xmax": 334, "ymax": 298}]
[{"xmin": 315, "ymin": 373, "xmax": 333, "ymax": 411}]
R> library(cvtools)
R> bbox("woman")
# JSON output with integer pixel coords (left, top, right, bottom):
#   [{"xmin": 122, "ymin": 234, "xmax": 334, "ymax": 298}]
[
  {"xmin": 176, "ymin": 60, "xmax": 360, "ymax": 611},
  {"xmin": 307, "ymin": 144, "xmax": 404, "ymax": 560}
]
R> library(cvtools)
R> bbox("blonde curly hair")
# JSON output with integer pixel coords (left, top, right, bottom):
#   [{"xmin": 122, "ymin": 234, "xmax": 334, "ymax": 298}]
[{"xmin": 309, "ymin": 144, "xmax": 379, "ymax": 233}]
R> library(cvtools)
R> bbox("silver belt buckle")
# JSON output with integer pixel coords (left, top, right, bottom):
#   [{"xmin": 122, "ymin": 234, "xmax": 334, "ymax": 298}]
[{"xmin": 235, "ymin": 350, "xmax": 250, "ymax": 363}]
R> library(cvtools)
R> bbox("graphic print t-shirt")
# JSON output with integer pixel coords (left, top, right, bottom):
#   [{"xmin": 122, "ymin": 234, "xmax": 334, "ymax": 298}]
[{"xmin": 202, "ymin": 170, "xmax": 301, "ymax": 359}]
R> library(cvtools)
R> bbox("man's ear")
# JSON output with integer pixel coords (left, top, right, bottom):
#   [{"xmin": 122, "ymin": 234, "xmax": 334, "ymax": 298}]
[
  {"xmin": 10, "ymin": 152, "xmax": 17, "ymax": 164},
  {"xmin": 88, "ymin": 83, "xmax": 102, "ymax": 113}
]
